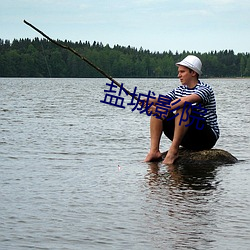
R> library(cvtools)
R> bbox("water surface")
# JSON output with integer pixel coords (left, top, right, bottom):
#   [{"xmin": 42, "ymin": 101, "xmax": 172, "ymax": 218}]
[{"xmin": 1, "ymin": 78, "xmax": 250, "ymax": 249}]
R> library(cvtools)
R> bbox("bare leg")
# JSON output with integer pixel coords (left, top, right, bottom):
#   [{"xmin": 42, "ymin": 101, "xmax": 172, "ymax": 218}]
[
  {"xmin": 163, "ymin": 107, "xmax": 191, "ymax": 165},
  {"xmin": 144, "ymin": 116, "xmax": 163, "ymax": 162}
]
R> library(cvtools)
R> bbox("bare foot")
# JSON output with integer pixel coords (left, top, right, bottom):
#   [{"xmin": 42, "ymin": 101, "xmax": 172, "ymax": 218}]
[
  {"xmin": 163, "ymin": 149, "xmax": 179, "ymax": 165},
  {"xmin": 144, "ymin": 150, "xmax": 162, "ymax": 162}
]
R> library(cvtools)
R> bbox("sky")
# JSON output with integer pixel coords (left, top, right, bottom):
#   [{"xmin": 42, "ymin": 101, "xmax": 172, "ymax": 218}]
[{"xmin": 1, "ymin": 0, "xmax": 250, "ymax": 53}]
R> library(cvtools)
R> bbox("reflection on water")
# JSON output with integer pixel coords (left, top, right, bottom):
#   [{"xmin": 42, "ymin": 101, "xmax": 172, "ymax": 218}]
[
  {"xmin": 147, "ymin": 162, "xmax": 219, "ymax": 191},
  {"xmin": 144, "ymin": 162, "xmax": 221, "ymax": 249}
]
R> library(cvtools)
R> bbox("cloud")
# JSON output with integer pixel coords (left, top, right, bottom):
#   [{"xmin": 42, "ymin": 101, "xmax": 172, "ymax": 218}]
[
  {"xmin": 134, "ymin": 0, "xmax": 168, "ymax": 5},
  {"xmin": 199, "ymin": 0, "xmax": 250, "ymax": 10},
  {"xmin": 79, "ymin": 3, "xmax": 89, "ymax": 10},
  {"xmin": 206, "ymin": 0, "xmax": 237, "ymax": 4},
  {"xmin": 1, "ymin": 0, "xmax": 250, "ymax": 53}
]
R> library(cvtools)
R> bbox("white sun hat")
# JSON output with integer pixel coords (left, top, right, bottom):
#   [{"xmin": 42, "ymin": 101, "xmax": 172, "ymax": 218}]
[{"xmin": 176, "ymin": 55, "xmax": 202, "ymax": 75}]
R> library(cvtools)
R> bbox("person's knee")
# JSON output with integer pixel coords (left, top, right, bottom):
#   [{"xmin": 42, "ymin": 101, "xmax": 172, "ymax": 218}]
[{"xmin": 150, "ymin": 115, "xmax": 163, "ymax": 124}]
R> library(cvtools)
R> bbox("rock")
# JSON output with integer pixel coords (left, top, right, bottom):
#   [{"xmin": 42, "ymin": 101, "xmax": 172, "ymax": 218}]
[{"xmin": 161, "ymin": 148, "xmax": 238, "ymax": 166}]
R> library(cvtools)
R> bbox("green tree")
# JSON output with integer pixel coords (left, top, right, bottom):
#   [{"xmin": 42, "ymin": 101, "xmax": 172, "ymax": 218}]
[{"xmin": 244, "ymin": 56, "xmax": 250, "ymax": 76}]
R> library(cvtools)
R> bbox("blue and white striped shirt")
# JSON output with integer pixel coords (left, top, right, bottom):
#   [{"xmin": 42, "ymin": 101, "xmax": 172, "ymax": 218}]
[{"xmin": 166, "ymin": 80, "xmax": 220, "ymax": 139}]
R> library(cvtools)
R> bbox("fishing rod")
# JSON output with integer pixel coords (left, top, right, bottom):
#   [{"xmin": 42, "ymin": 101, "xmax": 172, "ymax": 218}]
[{"xmin": 23, "ymin": 20, "xmax": 138, "ymax": 100}]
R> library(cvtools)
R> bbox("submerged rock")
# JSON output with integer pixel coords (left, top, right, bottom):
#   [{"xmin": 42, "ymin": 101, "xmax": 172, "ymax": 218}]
[{"xmin": 161, "ymin": 148, "xmax": 238, "ymax": 166}]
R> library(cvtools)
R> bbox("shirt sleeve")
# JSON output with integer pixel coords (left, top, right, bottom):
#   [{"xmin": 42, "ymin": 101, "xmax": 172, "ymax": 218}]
[
  {"xmin": 165, "ymin": 90, "xmax": 175, "ymax": 101},
  {"xmin": 165, "ymin": 86, "xmax": 183, "ymax": 101},
  {"xmin": 194, "ymin": 85, "xmax": 212, "ymax": 104}
]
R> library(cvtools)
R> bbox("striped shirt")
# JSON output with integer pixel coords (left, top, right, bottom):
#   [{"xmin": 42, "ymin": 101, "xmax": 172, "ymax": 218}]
[{"xmin": 166, "ymin": 80, "xmax": 220, "ymax": 139}]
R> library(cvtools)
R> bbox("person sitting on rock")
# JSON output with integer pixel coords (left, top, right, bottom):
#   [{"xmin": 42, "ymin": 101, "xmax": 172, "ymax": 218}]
[{"xmin": 144, "ymin": 55, "xmax": 220, "ymax": 165}]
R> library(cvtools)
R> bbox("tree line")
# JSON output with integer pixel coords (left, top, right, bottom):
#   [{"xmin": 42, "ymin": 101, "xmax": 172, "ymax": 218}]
[{"xmin": 0, "ymin": 38, "xmax": 250, "ymax": 78}]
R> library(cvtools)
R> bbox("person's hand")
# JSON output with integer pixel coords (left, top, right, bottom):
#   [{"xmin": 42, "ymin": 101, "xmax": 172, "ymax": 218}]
[
  {"xmin": 138, "ymin": 98, "xmax": 147, "ymax": 108},
  {"xmin": 147, "ymin": 104, "xmax": 157, "ymax": 114},
  {"xmin": 139, "ymin": 98, "xmax": 155, "ymax": 108}
]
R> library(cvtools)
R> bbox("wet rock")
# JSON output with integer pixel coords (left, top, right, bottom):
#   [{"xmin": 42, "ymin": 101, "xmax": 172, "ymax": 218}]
[{"xmin": 161, "ymin": 148, "xmax": 238, "ymax": 166}]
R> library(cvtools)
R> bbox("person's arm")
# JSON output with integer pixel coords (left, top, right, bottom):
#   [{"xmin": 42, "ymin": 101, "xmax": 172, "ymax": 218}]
[
  {"xmin": 146, "ymin": 93, "xmax": 201, "ymax": 117},
  {"xmin": 139, "ymin": 96, "xmax": 158, "ymax": 107},
  {"xmin": 169, "ymin": 94, "xmax": 201, "ymax": 111}
]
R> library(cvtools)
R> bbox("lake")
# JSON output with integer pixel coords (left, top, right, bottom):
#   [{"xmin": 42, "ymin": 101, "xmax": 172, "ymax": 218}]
[{"xmin": 1, "ymin": 78, "xmax": 250, "ymax": 249}]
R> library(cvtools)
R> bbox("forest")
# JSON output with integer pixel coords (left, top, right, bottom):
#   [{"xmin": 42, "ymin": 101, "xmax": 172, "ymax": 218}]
[{"xmin": 0, "ymin": 38, "xmax": 250, "ymax": 78}]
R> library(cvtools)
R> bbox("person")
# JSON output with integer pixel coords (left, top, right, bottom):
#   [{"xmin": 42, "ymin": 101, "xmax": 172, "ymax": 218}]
[{"xmin": 144, "ymin": 55, "xmax": 220, "ymax": 165}]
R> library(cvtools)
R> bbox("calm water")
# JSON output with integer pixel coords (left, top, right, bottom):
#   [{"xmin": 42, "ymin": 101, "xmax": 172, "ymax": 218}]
[{"xmin": 1, "ymin": 78, "xmax": 250, "ymax": 250}]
